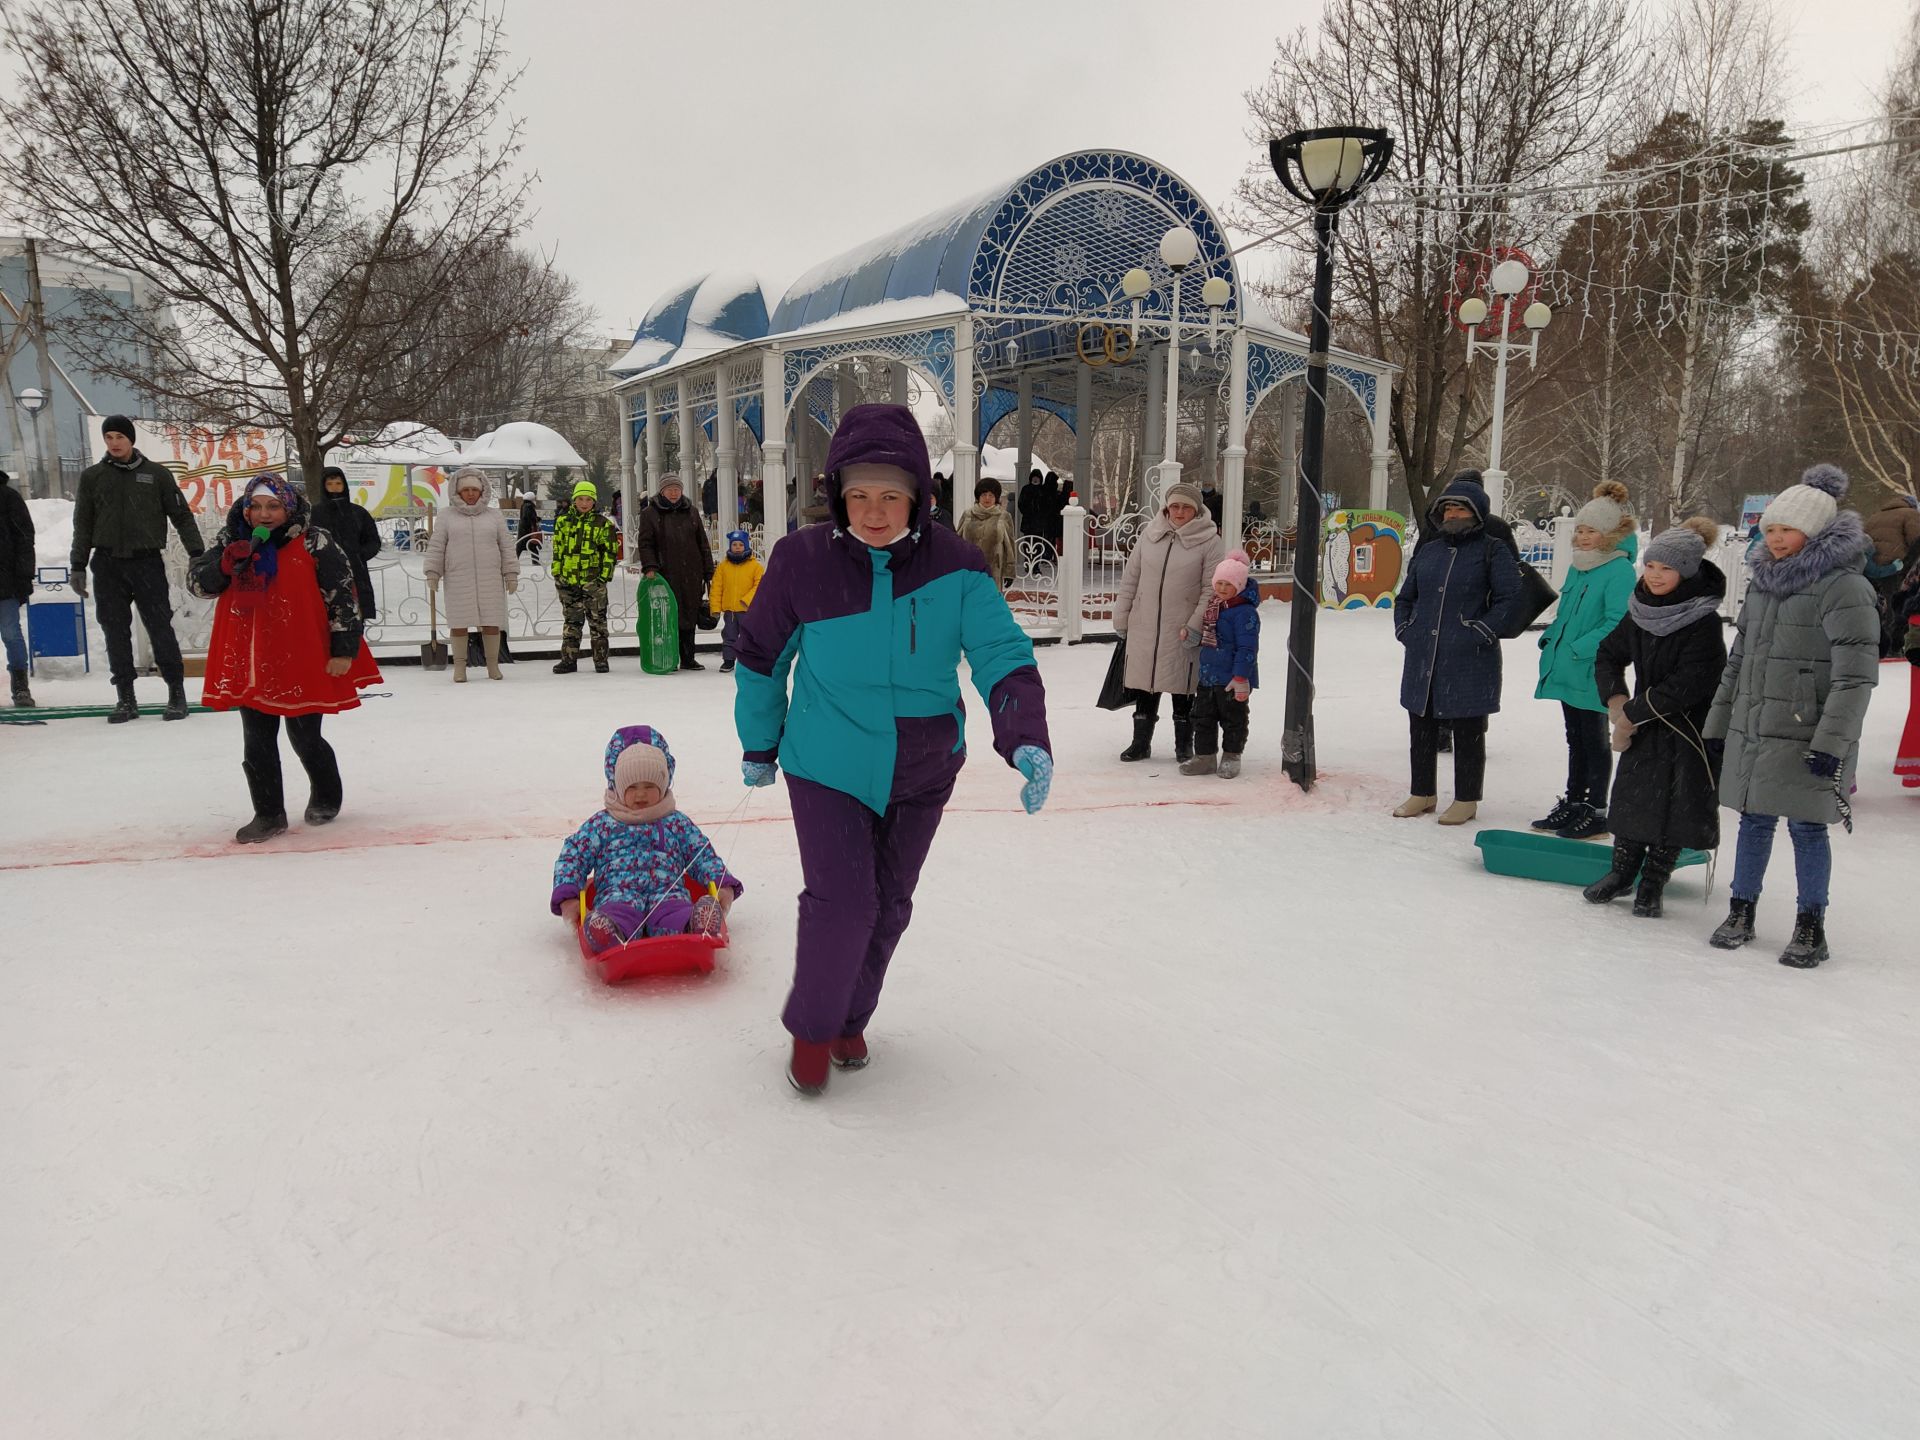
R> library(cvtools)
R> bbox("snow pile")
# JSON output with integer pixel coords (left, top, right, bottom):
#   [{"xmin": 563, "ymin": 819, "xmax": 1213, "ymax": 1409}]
[
  {"xmin": 27, "ymin": 497, "xmax": 73, "ymax": 572},
  {"xmin": 4, "ymin": 611, "xmax": 1917, "ymax": 1436}
]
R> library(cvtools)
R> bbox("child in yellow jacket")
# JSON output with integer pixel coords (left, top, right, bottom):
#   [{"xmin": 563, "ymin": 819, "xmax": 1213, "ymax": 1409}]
[{"xmin": 710, "ymin": 528, "xmax": 764, "ymax": 674}]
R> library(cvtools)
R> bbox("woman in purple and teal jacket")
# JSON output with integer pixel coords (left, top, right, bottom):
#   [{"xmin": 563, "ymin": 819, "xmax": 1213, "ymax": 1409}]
[{"xmin": 734, "ymin": 404, "xmax": 1053, "ymax": 1097}]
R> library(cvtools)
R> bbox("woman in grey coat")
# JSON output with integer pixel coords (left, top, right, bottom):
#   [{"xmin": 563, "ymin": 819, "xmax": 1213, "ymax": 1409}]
[
  {"xmin": 425, "ymin": 468, "xmax": 519, "ymax": 681},
  {"xmin": 1112, "ymin": 481, "xmax": 1225, "ymax": 763},
  {"xmin": 1704, "ymin": 465, "xmax": 1878, "ymax": 968}
]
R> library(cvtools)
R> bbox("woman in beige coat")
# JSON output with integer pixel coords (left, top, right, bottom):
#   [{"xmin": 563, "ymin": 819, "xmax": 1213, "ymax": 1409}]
[
  {"xmin": 426, "ymin": 468, "xmax": 519, "ymax": 681},
  {"xmin": 1113, "ymin": 481, "xmax": 1225, "ymax": 762}
]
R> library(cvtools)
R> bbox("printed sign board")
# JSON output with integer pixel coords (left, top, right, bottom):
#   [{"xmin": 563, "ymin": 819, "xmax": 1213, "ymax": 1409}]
[{"xmin": 1321, "ymin": 508, "xmax": 1408, "ymax": 610}]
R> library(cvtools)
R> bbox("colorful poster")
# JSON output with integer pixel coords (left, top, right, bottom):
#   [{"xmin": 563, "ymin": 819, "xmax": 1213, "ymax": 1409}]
[
  {"xmin": 1322, "ymin": 508, "xmax": 1408, "ymax": 610},
  {"xmin": 1739, "ymin": 493, "xmax": 1771, "ymax": 536},
  {"xmin": 89, "ymin": 415, "xmax": 284, "ymax": 516}
]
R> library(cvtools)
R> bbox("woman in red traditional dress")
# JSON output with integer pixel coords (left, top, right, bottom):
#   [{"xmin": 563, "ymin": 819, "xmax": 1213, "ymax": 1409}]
[
  {"xmin": 1897, "ymin": 581, "xmax": 1920, "ymax": 790},
  {"xmin": 188, "ymin": 474, "xmax": 382, "ymax": 843}
]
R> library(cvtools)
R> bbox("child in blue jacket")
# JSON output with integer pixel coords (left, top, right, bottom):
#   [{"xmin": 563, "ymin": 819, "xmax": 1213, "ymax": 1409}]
[
  {"xmin": 1181, "ymin": 549, "xmax": 1261, "ymax": 779},
  {"xmin": 552, "ymin": 725, "xmax": 742, "ymax": 950}
]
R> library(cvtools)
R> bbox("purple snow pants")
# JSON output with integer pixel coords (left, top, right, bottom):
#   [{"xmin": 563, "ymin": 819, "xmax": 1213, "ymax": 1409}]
[
  {"xmin": 782, "ymin": 771, "xmax": 955, "ymax": 1043},
  {"xmin": 584, "ymin": 895, "xmax": 696, "ymax": 952}
]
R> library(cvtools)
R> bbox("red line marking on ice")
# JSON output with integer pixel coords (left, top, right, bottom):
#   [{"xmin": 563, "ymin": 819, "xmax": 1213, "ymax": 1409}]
[{"xmin": 0, "ymin": 797, "xmax": 1238, "ymax": 873}]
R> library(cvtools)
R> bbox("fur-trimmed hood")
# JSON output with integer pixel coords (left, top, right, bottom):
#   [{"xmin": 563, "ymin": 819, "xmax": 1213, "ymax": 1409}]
[{"xmin": 1747, "ymin": 509, "xmax": 1870, "ymax": 595}]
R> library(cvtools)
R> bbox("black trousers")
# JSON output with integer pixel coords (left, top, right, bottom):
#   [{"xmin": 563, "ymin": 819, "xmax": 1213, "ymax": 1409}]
[
  {"xmin": 679, "ymin": 626, "xmax": 698, "ymax": 668},
  {"xmin": 1410, "ymin": 712, "xmax": 1487, "ymax": 801},
  {"xmin": 1132, "ymin": 691, "xmax": 1193, "ymax": 723},
  {"xmin": 241, "ymin": 706, "xmax": 341, "ymax": 819},
  {"xmin": 1562, "ymin": 702, "xmax": 1612, "ymax": 808},
  {"xmin": 1191, "ymin": 685, "xmax": 1250, "ymax": 755},
  {"xmin": 91, "ymin": 552, "xmax": 185, "ymax": 687}
]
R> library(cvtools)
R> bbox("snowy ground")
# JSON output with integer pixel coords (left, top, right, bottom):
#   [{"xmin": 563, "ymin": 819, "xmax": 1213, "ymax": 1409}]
[{"xmin": 4, "ymin": 606, "xmax": 1917, "ymax": 1439}]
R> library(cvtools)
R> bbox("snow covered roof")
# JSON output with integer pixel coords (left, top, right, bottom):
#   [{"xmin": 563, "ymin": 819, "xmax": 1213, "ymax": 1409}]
[
  {"xmin": 610, "ymin": 271, "xmax": 771, "ymax": 377},
  {"xmin": 455, "ymin": 421, "xmax": 587, "ymax": 469},
  {"xmin": 338, "ymin": 423, "xmax": 462, "ymax": 467},
  {"xmin": 771, "ymin": 178, "xmax": 1010, "ymax": 333}
]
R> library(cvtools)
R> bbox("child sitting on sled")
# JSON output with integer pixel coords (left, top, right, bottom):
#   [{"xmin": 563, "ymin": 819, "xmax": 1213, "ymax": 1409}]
[{"xmin": 552, "ymin": 725, "xmax": 743, "ymax": 951}]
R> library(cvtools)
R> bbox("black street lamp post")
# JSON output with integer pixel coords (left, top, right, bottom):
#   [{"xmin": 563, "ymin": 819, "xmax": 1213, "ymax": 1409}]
[{"xmin": 1268, "ymin": 127, "xmax": 1393, "ymax": 791}]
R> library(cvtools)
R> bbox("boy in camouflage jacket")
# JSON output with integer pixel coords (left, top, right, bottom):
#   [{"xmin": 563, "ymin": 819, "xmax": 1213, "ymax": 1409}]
[{"xmin": 550, "ymin": 480, "xmax": 619, "ymax": 673}]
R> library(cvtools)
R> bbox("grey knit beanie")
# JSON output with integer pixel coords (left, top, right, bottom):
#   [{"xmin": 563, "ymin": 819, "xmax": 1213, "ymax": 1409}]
[
  {"xmin": 1643, "ymin": 517, "xmax": 1719, "ymax": 578},
  {"xmin": 1163, "ymin": 481, "xmax": 1205, "ymax": 514}
]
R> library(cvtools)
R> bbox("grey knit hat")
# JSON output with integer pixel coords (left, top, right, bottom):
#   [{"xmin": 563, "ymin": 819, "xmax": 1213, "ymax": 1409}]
[
  {"xmin": 1163, "ymin": 481, "xmax": 1205, "ymax": 514},
  {"xmin": 1643, "ymin": 517, "xmax": 1719, "ymax": 578}
]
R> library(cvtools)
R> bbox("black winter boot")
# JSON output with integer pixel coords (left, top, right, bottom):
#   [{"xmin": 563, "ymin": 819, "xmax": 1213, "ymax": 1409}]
[
  {"xmin": 1632, "ymin": 847, "xmax": 1679, "ymax": 918},
  {"xmin": 1778, "ymin": 910, "xmax": 1829, "ymax": 968},
  {"xmin": 1532, "ymin": 796, "xmax": 1578, "ymax": 832},
  {"xmin": 1709, "ymin": 898, "xmax": 1757, "ymax": 950},
  {"xmin": 9, "ymin": 667, "xmax": 34, "ymax": 708},
  {"xmin": 1173, "ymin": 718, "xmax": 1194, "ymax": 764},
  {"xmin": 304, "ymin": 799, "xmax": 341, "ymax": 826},
  {"xmin": 235, "ymin": 813, "xmax": 289, "ymax": 844},
  {"xmin": 1120, "ymin": 717, "xmax": 1155, "ymax": 762},
  {"xmin": 1556, "ymin": 803, "xmax": 1611, "ymax": 840},
  {"xmin": 552, "ymin": 656, "xmax": 578, "ymax": 674},
  {"xmin": 107, "ymin": 683, "xmax": 139, "ymax": 723},
  {"xmin": 162, "ymin": 679, "xmax": 190, "ymax": 720},
  {"xmin": 1582, "ymin": 840, "xmax": 1646, "ymax": 905}
]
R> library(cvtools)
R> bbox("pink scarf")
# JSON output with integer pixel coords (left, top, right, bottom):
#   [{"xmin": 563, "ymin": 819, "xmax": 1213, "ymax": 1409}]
[{"xmin": 604, "ymin": 787, "xmax": 675, "ymax": 825}]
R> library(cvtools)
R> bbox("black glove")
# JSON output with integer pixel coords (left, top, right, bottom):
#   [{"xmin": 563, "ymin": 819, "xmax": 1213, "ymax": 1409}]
[{"xmin": 1804, "ymin": 750, "xmax": 1841, "ymax": 779}]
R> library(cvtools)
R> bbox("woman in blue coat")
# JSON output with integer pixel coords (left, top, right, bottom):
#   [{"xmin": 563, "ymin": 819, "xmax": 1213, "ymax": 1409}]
[{"xmin": 1392, "ymin": 473, "xmax": 1524, "ymax": 825}]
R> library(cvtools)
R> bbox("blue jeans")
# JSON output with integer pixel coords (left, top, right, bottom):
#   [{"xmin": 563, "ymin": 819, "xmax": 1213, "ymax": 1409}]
[
  {"xmin": 1731, "ymin": 811, "xmax": 1831, "ymax": 913},
  {"xmin": 0, "ymin": 598, "xmax": 25, "ymax": 671}
]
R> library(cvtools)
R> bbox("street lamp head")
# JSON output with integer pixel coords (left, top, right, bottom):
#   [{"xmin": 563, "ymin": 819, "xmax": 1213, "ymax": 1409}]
[
  {"xmin": 1457, "ymin": 297, "xmax": 1489, "ymax": 328},
  {"xmin": 1490, "ymin": 259, "xmax": 1531, "ymax": 297},
  {"xmin": 1121, "ymin": 267, "xmax": 1152, "ymax": 301},
  {"xmin": 17, "ymin": 387, "xmax": 46, "ymax": 415},
  {"xmin": 1158, "ymin": 226, "xmax": 1200, "ymax": 272},
  {"xmin": 1270, "ymin": 126, "xmax": 1394, "ymax": 211},
  {"xmin": 1523, "ymin": 301, "xmax": 1553, "ymax": 332},
  {"xmin": 1201, "ymin": 276, "xmax": 1231, "ymax": 310}
]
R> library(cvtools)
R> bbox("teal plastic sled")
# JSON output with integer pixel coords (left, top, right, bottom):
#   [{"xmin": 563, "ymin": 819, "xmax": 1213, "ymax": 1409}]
[{"xmin": 1474, "ymin": 829, "xmax": 1710, "ymax": 886}]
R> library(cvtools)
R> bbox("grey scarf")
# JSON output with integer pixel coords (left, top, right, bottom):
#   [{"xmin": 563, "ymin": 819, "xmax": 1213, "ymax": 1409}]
[{"xmin": 1629, "ymin": 591, "xmax": 1721, "ymax": 636}]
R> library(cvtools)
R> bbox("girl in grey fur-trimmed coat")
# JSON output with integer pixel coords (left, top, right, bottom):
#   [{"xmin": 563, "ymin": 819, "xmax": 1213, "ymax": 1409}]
[{"xmin": 1703, "ymin": 465, "xmax": 1878, "ymax": 969}]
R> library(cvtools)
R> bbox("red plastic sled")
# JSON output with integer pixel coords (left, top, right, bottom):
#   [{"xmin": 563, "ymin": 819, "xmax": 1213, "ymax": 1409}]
[{"xmin": 575, "ymin": 879, "xmax": 726, "ymax": 984}]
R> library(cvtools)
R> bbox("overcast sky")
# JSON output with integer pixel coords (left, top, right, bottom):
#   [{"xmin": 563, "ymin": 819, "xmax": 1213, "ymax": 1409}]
[{"xmin": 508, "ymin": 0, "xmax": 1916, "ymax": 337}]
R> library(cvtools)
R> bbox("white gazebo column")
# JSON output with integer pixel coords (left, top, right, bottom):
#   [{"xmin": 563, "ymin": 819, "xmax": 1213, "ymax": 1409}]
[
  {"xmin": 835, "ymin": 363, "xmax": 859, "ymax": 425},
  {"xmin": 951, "ymin": 316, "xmax": 978, "ymax": 498},
  {"xmin": 715, "ymin": 364, "xmax": 737, "ymax": 536},
  {"xmin": 618, "ymin": 393, "xmax": 638, "ymax": 534},
  {"xmin": 1015, "ymin": 369, "xmax": 1034, "ymax": 536},
  {"xmin": 1142, "ymin": 344, "xmax": 1165, "ymax": 505},
  {"xmin": 1223, "ymin": 328, "xmax": 1249, "ymax": 548},
  {"xmin": 1203, "ymin": 383, "xmax": 1220, "ymax": 490},
  {"xmin": 1073, "ymin": 358, "xmax": 1094, "ymax": 503},
  {"xmin": 1368, "ymin": 373, "xmax": 1393, "ymax": 510},
  {"xmin": 888, "ymin": 362, "xmax": 909, "ymax": 406},
  {"xmin": 643, "ymin": 383, "xmax": 663, "ymax": 501},
  {"xmin": 675, "ymin": 380, "xmax": 695, "ymax": 493},
  {"xmin": 761, "ymin": 348, "xmax": 788, "ymax": 541}
]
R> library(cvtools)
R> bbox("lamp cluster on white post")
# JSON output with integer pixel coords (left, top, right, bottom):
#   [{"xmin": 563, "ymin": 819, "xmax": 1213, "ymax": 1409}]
[
  {"xmin": 1118, "ymin": 226, "xmax": 1231, "ymax": 510},
  {"xmin": 1458, "ymin": 257, "xmax": 1551, "ymax": 519}
]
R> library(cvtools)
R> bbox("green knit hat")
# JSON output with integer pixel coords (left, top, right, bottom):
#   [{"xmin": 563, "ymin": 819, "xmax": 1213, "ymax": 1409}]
[{"xmin": 571, "ymin": 479, "xmax": 597, "ymax": 502}]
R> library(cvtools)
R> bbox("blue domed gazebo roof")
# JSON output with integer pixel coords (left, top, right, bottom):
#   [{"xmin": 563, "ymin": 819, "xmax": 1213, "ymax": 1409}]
[
  {"xmin": 769, "ymin": 151, "xmax": 1240, "ymax": 336},
  {"xmin": 610, "ymin": 271, "xmax": 770, "ymax": 377}
]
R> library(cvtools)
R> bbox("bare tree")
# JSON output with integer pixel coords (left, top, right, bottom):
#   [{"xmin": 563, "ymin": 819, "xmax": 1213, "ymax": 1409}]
[
  {"xmin": 1236, "ymin": 0, "xmax": 1637, "ymax": 517},
  {"xmin": 0, "ymin": 0, "xmax": 533, "ymax": 485},
  {"xmin": 1814, "ymin": 10, "xmax": 1920, "ymax": 497}
]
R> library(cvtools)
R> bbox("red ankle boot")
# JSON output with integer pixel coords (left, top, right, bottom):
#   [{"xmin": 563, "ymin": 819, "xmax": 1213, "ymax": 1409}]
[
  {"xmin": 788, "ymin": 1039, "xmax": 831, "ymax": 1095},
  {"xmin": 829, "ymin": 1034, "xmax": 868, "ymax": 1070}
]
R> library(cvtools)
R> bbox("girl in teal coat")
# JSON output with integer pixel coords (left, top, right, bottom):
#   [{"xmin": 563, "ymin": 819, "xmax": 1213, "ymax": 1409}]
[{"xmin": 1533, "ymin": 481, "xmax": 1637, "ymax": 839}]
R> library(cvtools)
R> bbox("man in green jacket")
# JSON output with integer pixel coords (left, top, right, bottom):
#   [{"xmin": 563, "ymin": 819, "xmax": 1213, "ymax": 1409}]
[
  {"xmin": 549, "ymin": 479, "xmax": 619, "ymax": 674},
  {"xmin": 70, "ymin": 414, "xmax": 207, "ymax": 722}
]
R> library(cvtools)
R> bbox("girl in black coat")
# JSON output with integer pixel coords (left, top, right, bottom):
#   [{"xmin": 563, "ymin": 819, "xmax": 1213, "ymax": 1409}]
[
  {"xmin": 1586, "ymin": 518, "xmax": 1727, "ymax": 916},
  {"xmin": 309, "ymin": 466, "xmax": 382, "ymax": 622}
]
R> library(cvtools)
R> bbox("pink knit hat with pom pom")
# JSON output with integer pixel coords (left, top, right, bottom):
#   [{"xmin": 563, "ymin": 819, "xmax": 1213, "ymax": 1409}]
[{"xmin": 1213, "ymin": 549, "xmax": 1251, "ymax": 591}]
